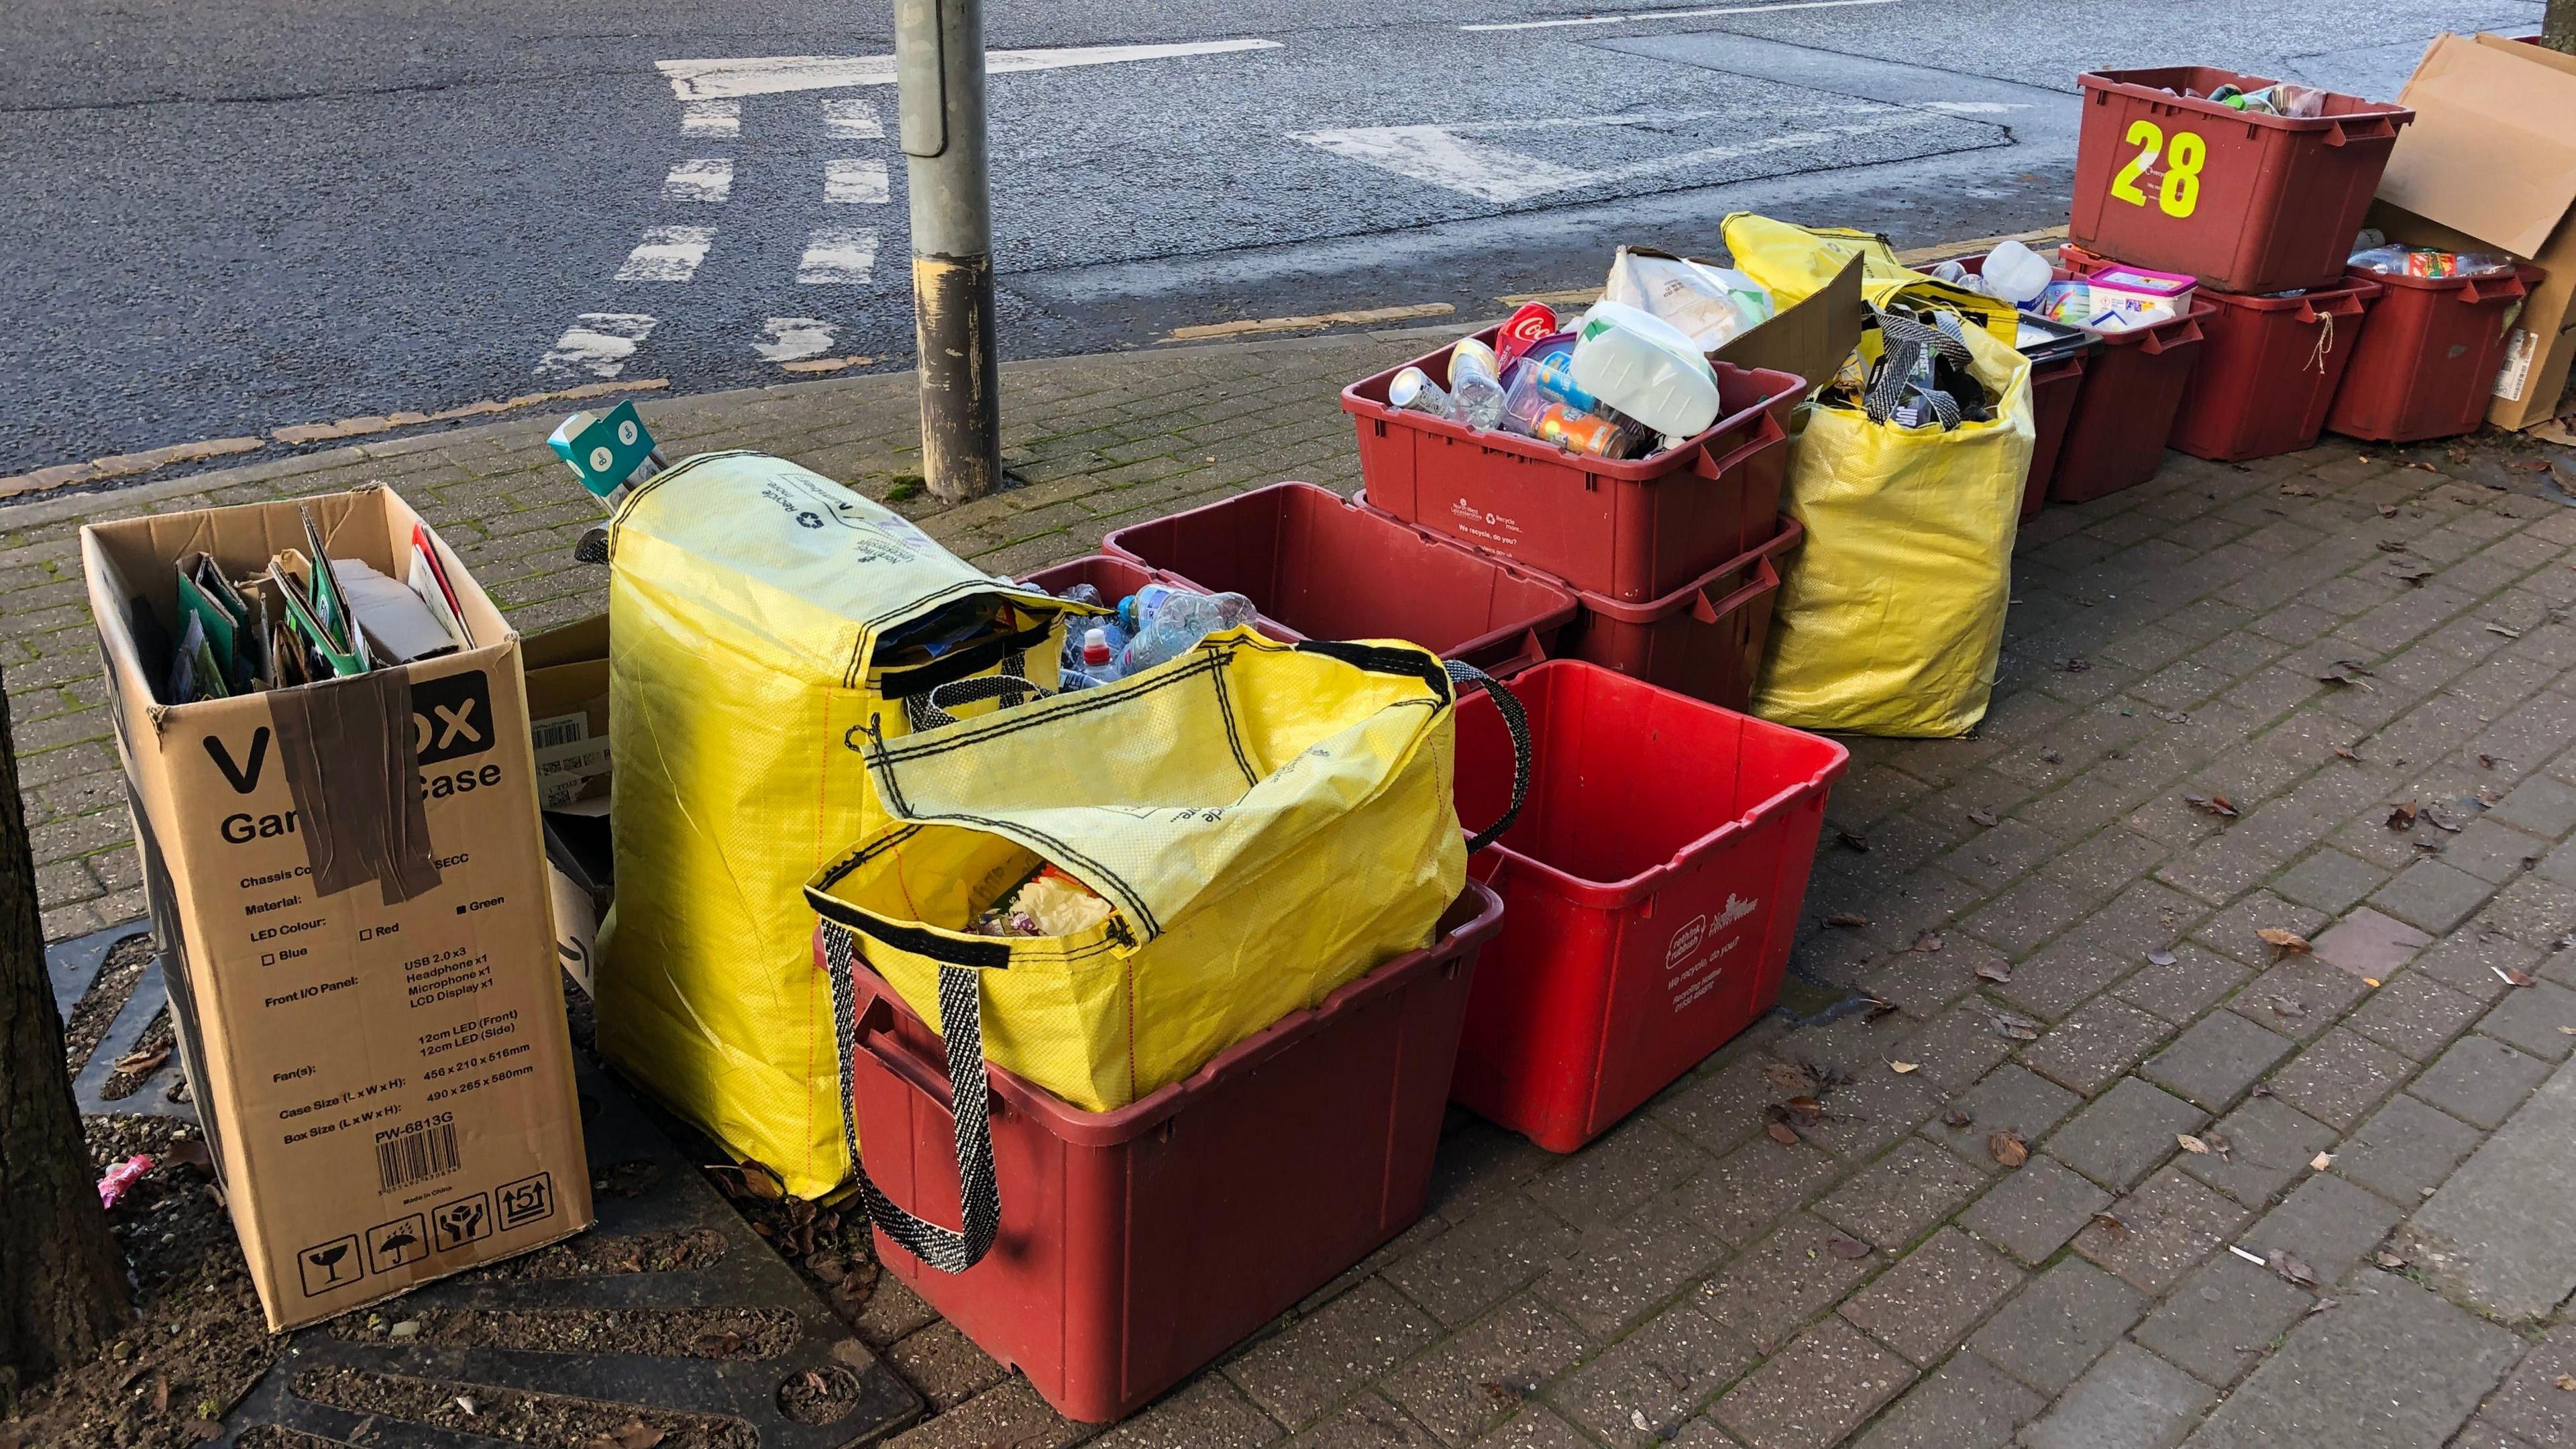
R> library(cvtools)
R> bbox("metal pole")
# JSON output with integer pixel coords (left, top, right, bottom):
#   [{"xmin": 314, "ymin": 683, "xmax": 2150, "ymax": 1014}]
[{"xmin": 894, "ymin": 0, "xmax": 1001, "ymax": 504}]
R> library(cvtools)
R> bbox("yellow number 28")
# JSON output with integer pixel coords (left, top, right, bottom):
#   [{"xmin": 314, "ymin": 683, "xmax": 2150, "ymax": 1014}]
[{"xmin": 2109, "ymin": 119, "xmax": 2206, "ymax": 219}]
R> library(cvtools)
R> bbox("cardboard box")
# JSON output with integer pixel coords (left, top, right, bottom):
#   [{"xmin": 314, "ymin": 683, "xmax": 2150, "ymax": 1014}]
[
  {"xmin": 1713, "ymin": 250, "xmax": 1866, "ymax": 388},
  {"xmin": 81, "ymin": 485, "xmax": 592, "ymax": 1330},
  {"xmin": 2375, "ymin": 32, "xmax": 2576, "ymax": 431},
  {"xmin": 523, "ymin": 614, "xmax": 612, "ymax": 994}
]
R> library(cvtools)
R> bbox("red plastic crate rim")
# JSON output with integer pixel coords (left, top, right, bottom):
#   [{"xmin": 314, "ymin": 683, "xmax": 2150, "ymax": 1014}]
[{"xmin": 1455, "ymin": 663, "xmax": 1848, "ymax": 910}]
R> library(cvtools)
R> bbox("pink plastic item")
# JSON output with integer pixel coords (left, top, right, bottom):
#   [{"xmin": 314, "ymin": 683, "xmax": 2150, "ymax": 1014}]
[{"xmin": 98, "ymin": 1153, "xmax": 154, "ymax": 1210}]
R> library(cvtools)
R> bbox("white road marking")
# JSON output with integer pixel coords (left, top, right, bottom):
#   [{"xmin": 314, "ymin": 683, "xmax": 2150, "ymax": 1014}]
[
  {"xmin": 656, "ymin": 38, "xmax": 1283, "ymax": 101},
  {"xmin": 797, "ymin": 227, "xmax": 879, "ymax": 284},
  {"xmin": 614, "ymin": 226, "xmax": 718, "ymax": 282},
  {"xmin": 663, "ymin": 158, "xmax": 735, "ymax": 203},
  {"xmin": 534, "ymin": 313, "xmax": 659, "ymax": 378},
  {"xmin": 1295, "ymin": 125, "xmax": 1597, "ymax": 204},
  {"xmin": 1462, "ymin": 0, "xmax": 1900, "ymax": 32},
  {"xmin": 825, "ymin": 158, "xmax": 891, "ymax": 205},
  {"xmin": 1296, "ymin": 104, "xmax": 1935, "ymax": 202},
  {"xmin": 680, "ymin": 99, "xmax": 740, "ymax": 135},
  {"xmin": 821, "ymin": 97, "xmax": 883, "ymax": 138},
  {"xmin": 1921, "ymin": 101, "xmax": 2029, "ymax": 115},
  {"xmin": 755, "ymin": 317, "xmax": 840, "ymax": 362}
]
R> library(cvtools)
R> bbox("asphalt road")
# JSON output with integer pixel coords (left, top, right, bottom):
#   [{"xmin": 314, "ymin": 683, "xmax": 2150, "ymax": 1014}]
[{"xmin": 0, "ymin": 0, "xmax": 2544, "ymax": 475}]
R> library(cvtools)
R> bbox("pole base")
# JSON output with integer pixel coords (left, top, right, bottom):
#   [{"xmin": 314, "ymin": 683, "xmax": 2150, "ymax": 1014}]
[{"xmin": 913, "ymin": 252, "xmax": 1002, "ymax": 506}]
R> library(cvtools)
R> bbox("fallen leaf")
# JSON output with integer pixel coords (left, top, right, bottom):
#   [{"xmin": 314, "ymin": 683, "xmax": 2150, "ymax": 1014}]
[
  {"xmin": 729, "ymin": 1162, "xmax": 786, "ymax": 1203},
  {"xmin": 1998, "ymin": 1022, "xmax": 2041, "ymax": 1041},
  {"xmin": 2374, "ymin": 1250, "xmax": 2408, "ymax": 1270},
  {"xmin": 165, "ymin": 1139, "xmax": 213, "ymax": 1172},
  {"xmin": 1825, "ymin": 912, "xmax": 1870, "ymax": 929},
  {"xmin": 2364, "ymin": 978, "xmax": 2382, "ymax": 988},
  {"xmin": 2147, "ymin": 949, "xmax": 2179, "ymax": 967},
  {"xmin": 2559, "ymin": 1026, "xmax": 2575, "ymax": 1036},
  {"xmin": 2204, "ymin": 1131, "xmax": 2233, "ymax": 1160},
  {"xmin": 2496, "ymin": 966, "xmax": 2538, "ymax": 987},
  {"xmin": 2280, "ymin": 481, "xmax": 2318, "ymax": 497},
  {"xmin": 2376, "ymin": 539, "xmax": 2412, "ymax": 553},
  {"xmin": 2176, "ymin": 1133, "xmax": 2211, "ymax": 1155},
  {"xmin": 1989, "ymin": 1131, "xmax": 2029, "ymax": 1168},
  {"xmin": 2387, "ymin": 802, "xmax": 2420, "ymax": 830},
  {"xmin": 1911, "ymin": 930, "xmax": 1945, "ymax": 953},
  {"xmin": 614, "ymin": 1421, "xmax": 667, "ymax": 1449},
  {"xmin": 2332, "ymin": 745, "xmax": 2360, "ymax": 761},
  {"xmin": 2184, "ymin": 793, "xmax": 2239, "ymax": 818},
  {"xmin": 1942, "ymin": 1108, "xmax": 1974, "ymax": 1129},
  {"xmin": 2088, "ymin": 1212, "xmax": 2129, "ymax": 1240},
  {"xmin": 1836, "ymin": 829, "xmax": 1870, "ymax": 853},
  {"xmin": 2041, "ymin": 747, "xmax": 2062, "ymax": 763},
  {"xmin": 2317, "ymin": 665, "xmax": 2374, "ymax": 688},
  {"xmin": 2394, "ymin": 567, "xmax": 2436, "ymax": 586},
  {"xmin": 2061, "ymin": 657, "xmax": 2093, "ymax": 673},
  {"xmin": 2155, "ymin": 708, "xmax": 2190, "ymax": 724},
  {"xmin": 1786, "ymin": 1095, "xmax": 1826, "ymax": 1120},
  {"xmin": 2479, "ymin": 754, "xmax": 2498, "ymax": 769},
  {"xmin": 1976, "ymin": 961, "xmax": 2013, "ymax": 984},
  {"xmin": 2267, "ymin": 1250, "xmax": 2320, "ymax": 1289},
  {"xmin": 2379, "ymin": 504, "xmax": 2401, "ymax": 517},
  {"xmin": 1825, "ymin": 1234, "xmax": 1874, "ymax": 1260},
  {"xmin": 2426, "ymin": 806, "xmax": 2465, "ymax": 834},
  {"xmin": 2257, "ymin": 928, "xmax": 2312, "ymax": 954},
  {"xmin": 2251, "ymin": 1083, "xmax": 2275, "ymax": 1098},
  {"xmin": 1764, "ymin": 1061, "xmax": 1820, "ymax": 1095},
  {"xmin": 2310, "ymin": 1152, "xmax": 2334, "ymax": 1170},
  {"xmin": 693, "ymin": 1329, "xmax": 746, "ymax": 1356},
  {"xmin": 1765, "ymin": 1122, "xmax": 1801, "ymax": 1146},
  {"xmin": 113, "ymin": 1046, "xmax": 171, "ymax": 1075},
  {"xmin": 2487, "ymin": 623, "xmax": 2524, "ymax": 639},
  {"xmin": 1890, "ymin": 1061, "xmax": 1920, "ymax": 1074},
  {"xmin": 1967, "ymin": 807, "xmax": 1998, "ymax": 828},
  {"xmin": 2556, "ymin": 1375, "xmax": 2576, "ymax": 1392},
  {"xmin": 2269, "ymin": 998, "xmax": 2308, "ymax": 1019},
  {"xmin": 1862, "ymin": 996, "xmax": 1901, "ymax": 1024}
]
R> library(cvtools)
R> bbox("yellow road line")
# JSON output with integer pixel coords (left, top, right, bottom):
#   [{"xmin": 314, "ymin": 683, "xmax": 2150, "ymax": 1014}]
[{"xmin": 1165, "ymin": 302, "xmax": 1454, "ymax": 343}]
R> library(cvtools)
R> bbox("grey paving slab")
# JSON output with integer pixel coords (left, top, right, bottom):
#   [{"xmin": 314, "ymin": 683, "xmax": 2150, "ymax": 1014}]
[
  {"xmin": 1850, "ymin": 1350, "xmax": 2043, "ymax": 1449},
  {"xmin": 2019, "ymin": 1342, "xmax": 2212, "ymax": 1449},
  {"xmin": 2133, "ymin": 1253, "xmax": 2316, "ymax": 1389},
  {"xmin": 2412, "ymin": 1036, "xmax": 2553, "ymax": 1130},
  {"xmin": 2180, "ymin": 1271, "xmax": 2524, "ymax": 1449},
  {"xmin": 1960, "ymin": 1153, "xmax": 2112, "ymax": 1266},
  {"xmin": 2049, "ymin": 1079, "xmax": 2210, "ymax": 1192},
  {"xmin": 2475, "ymin": 979, "xmax": 2576, "ymax": 1063},
  {"xmin": 1967, "ymin": 1259, "xmax": 2148, "ymax": 1396},
  {"xmin": 2242, "ymin": 1172, "xmax": 2405, "ymax": 1288},
  {"xmin": 2141, "ymin": 1010, "xmax": 2296, "ymax": 1112},
  {"xmin": 2404, "ymin": 1057, "xmax": 2576, "ymax": 1321},
  {"xmin": 2334, "ymin": 1091, "xmax": 2487, "ymax": 1207}
]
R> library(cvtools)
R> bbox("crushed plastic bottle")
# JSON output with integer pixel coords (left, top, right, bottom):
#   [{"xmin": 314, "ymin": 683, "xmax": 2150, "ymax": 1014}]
[
  {"xmin": 1120, "ymin": 590, "xmax": 1256, "ymax": 674},
  {"xmin": 1978, "ymin": 239, "xmax": 2054, "ymax": 309},
  {"xmin": 1446, "ymin": 337, "xmax": 1509, "ymax": 430}
]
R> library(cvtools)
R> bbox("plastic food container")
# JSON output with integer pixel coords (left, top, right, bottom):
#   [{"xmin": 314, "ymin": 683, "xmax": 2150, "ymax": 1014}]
[
  {"xmin": 1100, "ymin": 482, "xmax": 1580, "ymax": 675},
  {"xmin": 2070, "ymin": 65, "xmax": 2412, "ymax": 294},
  {"xmin": 1450, "ymin": 661, "xmax": 1847, "ymax": 1151},
  {"xmin": 835, "ymin": 883, "xmax": 1503, "ymax": 1422},
  {"xmin": 2326, "ymin": 264, "xmax": 2544, "ymax": 443},
  {"xmin": 2170, "ymin": 276, "xmax": 2381, "ymax": 461},
  {"xmin": 1344, "ymin": 327, "xmax": 1805, "ymax": 602}
]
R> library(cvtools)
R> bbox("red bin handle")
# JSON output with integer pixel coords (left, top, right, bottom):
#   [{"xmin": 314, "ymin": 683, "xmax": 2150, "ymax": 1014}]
[
  {"xmin": 2324, "ymin": 115, "xmax": 2399, "ymax": 148},
  {"xmin": 1689, "ymin": 554, "xmax": 1781, "ymax": 625},
  {"xmin": 1698, "ymin": 409, "xmax": 1789, "ymax": 481},
  {"xmin": 2137, "ymin": 317, "xmax": 2205, "ymax": 356}
]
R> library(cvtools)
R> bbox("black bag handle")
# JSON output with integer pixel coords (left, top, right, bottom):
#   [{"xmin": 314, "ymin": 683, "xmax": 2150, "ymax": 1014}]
[
  {"xmin": 821, "ymin": 922, "xmax": 1002, "ymax": 1274},
  {"xmin": 903, "ymin": 671, "xmax": 1053, "ymax": 733},
  {"xmin": 1444, "ymin": 660, "xmax": 1530, "ymax": 854}
]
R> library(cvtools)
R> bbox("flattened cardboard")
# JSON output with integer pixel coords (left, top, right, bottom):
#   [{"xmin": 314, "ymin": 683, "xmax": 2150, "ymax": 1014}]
[
  {"xmin": 81, "ymin": 486, "xmax": 592, "ymax": 1331},
  {"xmin": 523, "ymin": 614, "xmax": 614, "ymax": 994},
  {"xmin": 2377, "ymin": 32, "xmax": 2576, "ymax": 429},
  {"xmin": 1713, "ymin": 252, "xmax": 1867, "ymax": 395}
]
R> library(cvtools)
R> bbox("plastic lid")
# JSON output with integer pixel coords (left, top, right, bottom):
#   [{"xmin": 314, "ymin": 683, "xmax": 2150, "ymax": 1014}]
[{"xmin": 1082, "ymin": 628, "xmax": 1112, "ymax": 666}]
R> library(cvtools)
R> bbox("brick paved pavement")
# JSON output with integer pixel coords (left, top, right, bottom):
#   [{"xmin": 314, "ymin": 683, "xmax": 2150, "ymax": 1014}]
[{"xmin": 13, "ymin": 327, "xmax": 2576, "ymax": 1448}]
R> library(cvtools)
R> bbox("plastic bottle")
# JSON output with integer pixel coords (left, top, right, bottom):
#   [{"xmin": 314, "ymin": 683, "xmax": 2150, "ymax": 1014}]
[
  {"xmin": 1120, "ymin": 591, "xmax": 1257, "ymax": 674},
  {"xmin": 1079, "ymin": 627, "xmax": 1122, "ymax": 684},
  {"xmin": 1979, "ymin": 239, "xmax": 2054, "ymax": 309},
  {"xmin": 1568, "ymin": 300, "xmax": 1721, "ymax": 441},
  {"xmin": 1387, "ymin": 366, "xmax": 1459, "ymax": 421},
  {"xmin": 1447, "ymin": 337, "xmax": 1509, "ymax": 430},
  {"xmin": 1118, "ymin": 582, "xmax": 1180, "ymax": 636}
]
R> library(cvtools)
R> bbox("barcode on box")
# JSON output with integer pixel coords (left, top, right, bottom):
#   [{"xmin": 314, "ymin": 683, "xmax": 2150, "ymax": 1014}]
[
  {"xmin": 376, "ymin": 1119, "xmax": 461, "ymax": 1192},
  {"xmin": 530, "ymin": 714, "xmax": 587, "ymax": 751}
]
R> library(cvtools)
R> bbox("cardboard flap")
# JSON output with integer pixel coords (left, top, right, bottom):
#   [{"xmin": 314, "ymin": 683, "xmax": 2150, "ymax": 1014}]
[
  {"xmin": 1713, "ymin": 253, "xmax": 1865, "ymax": 392},
  {"xmin": 2382, "ymin": 33, "xmax": 2576, "ymax": 259}
]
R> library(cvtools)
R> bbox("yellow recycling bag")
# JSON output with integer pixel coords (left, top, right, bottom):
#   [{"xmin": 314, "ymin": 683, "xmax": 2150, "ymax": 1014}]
[
  {"xmin": 598, "ymin": 450, "xmax": 1082, "ymax": 1198},
  {"xmin": 1722, "ymin": 213, "xmax": 2022, "ymax": 347},
  {"xmin": 1750, "ymin": 310, "xmax": 2033, "ymax": 737},
  {"xmin": 804, "ymin": 633, "xmax": 1527, "ymax": 1271}
]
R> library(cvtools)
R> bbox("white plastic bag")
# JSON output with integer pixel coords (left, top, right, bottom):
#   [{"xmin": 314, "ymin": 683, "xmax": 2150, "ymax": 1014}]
[{"xmin": 1603, "ymin": 248, "xmax": 1776, "ymax": 352}]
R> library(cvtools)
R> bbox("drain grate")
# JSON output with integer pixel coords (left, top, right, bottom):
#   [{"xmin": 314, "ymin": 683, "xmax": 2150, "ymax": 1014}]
[{"xmin": 46, "ymin": 924, "xmax": 920, "ymax": 1447}]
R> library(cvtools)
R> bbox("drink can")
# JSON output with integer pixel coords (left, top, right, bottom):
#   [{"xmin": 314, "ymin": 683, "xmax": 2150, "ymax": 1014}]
[{"xmin": 1495, "ymin": 304, "xmax": 1559, "ymax": 366}]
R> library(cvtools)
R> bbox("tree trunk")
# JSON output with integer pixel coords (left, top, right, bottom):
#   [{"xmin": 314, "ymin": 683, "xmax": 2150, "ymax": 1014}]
[
  {"xmin": 2548, "ymin": 0, "xmax": 2576, "ymax": 55},
  {"xmin": 0, "ymin": 674, "xmax": 131, "ymax": 1409}
]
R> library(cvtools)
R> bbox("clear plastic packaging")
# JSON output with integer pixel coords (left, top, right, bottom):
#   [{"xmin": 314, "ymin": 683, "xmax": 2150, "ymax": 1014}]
[
  {"xmin": 1978, "ymin": 239, "xmax": 2055, "ymax": 308},
  {"xmin": 1601, "ymin": 248, "xmax": 1776, "ymax": 351},
  {"xmin": 1120, "ymin": 590, "xmax": 1258, "ymax": 674}
]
